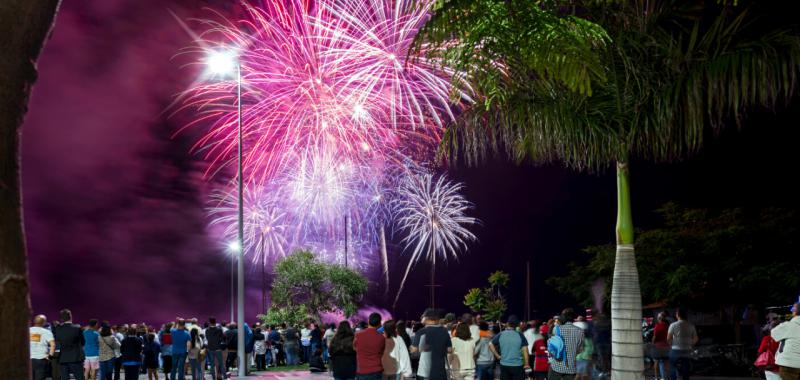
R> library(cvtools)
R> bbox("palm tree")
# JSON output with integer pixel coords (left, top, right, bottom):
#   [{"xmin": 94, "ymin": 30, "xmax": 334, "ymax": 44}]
[
  {"xmin": 421, "ymin": 1, "xmax": 800, "ymax": 378},
  {"xmin": 0, "ymin": 0, "xmax": 62, "ymax": 377}
]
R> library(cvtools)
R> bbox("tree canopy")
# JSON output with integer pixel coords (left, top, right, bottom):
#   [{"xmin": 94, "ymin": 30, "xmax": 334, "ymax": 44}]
[
  {"xmin": 261, "ymin": 250, "xmax": 368, "ymax": 325},
  {"xmin": 422, "ymin": 0, "xmax": 800, "ymax": 171},
  {"xmin": 464, "ymin": 270, "xmax": 510, "ymax": 321},
  {"xmin": 548, "ymin": 204, "xmax": 800, "ymax": 309}
]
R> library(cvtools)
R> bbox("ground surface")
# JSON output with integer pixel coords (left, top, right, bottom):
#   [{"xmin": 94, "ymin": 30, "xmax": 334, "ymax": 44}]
[{"xmin": 54, "ymin": 367, "xmax": 763, "ymax": 380}]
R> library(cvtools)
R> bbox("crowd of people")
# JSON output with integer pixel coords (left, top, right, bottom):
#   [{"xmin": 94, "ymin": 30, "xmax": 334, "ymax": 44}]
[
  {"xmin": 29, "ymin": 307, "xmax": 593, "ymax": 380},
  {"xmin": 30, "ymin": 308, "xmax": 353, "ymax": 380},
  {"xmin": 29, "ymin": 303, "xmax": 800, "ymax": 380}
]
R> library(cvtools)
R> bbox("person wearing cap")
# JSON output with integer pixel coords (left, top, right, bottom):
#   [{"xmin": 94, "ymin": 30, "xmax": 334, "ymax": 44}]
[
  {"xmin": 772, "ymin": 303, "xmax": 800, "ymax": 380},
  {"xmin": 411, "ymin": 309, "xmax": 453, "ymax": 380},
  {"xmin": 489, "ymin": 315, "xmax": 530, "ymax": 380},
  {"xmin": 548, "ymin": 308, "xmax": 584, "ymax": 380}
]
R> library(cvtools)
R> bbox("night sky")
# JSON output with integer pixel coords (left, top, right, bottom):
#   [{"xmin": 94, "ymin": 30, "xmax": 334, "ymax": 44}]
[{"xmin": 22, "ymin": 0, "xmax": 800, "ymax": 325}]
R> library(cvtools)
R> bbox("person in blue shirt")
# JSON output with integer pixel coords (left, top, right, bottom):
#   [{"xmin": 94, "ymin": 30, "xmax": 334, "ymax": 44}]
[
  {"xmin": 244, "ymin": 323, "xmax": 255, "ymax": 375},
  {"xmin": 489, "ymin": 315, "xmax": 530, "ymax": 380},
  {"xmin": 159, "ymin": 322, "xmax": 174, "ymax": 378},
  {"xmin": 268, "ymin": 325, "xmax": 284, "ymax": 366},
  {"xmin": 83, "ymin": 319, "xmax": 101, "ymax": 380},
  {"xmin": 169, "ymin": 319, "xmax": 191, "ymax": 380}
]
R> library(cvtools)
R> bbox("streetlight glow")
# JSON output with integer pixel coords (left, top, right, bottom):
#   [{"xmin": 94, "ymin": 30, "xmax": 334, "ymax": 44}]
[
  {"xmin": 206, "ymin": 50, "xmax": 237, "ymax": 76},
  {"xmin": 205, "ymin": 47, "xmax": 246, "ymax": 377}
]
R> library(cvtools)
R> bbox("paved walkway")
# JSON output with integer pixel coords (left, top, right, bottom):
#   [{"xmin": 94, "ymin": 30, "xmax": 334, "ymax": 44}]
[
  {"xmin": 58, "ymin": 370, "xmax": 761, "ymax": 380},
  {"xmin": 230, "ymin": 369, "xmax": 329, "ymax": 379},
  {"xmin": 126, "ymin": 369, "xmax": 328, "ymax": 380},
  {"xmin": 226, "ymin": 371, "xmax": 761, "ymax": 380}
]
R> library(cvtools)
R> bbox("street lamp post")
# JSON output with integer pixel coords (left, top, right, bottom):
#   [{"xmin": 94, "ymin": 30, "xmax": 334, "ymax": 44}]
[
  {"xmin": 231, "ymin": 253, "xmax": 235, "ymax": 323},
  {"xmin": 235, "ymin": 60, "xmax": 246, "ymax": 378},
  {"xmin": 208, "ymin": 51, "xmax": 246, "ymax": 377}
]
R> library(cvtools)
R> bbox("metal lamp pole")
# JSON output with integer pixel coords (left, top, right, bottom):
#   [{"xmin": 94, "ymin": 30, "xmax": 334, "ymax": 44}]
[
  {"xmin": 231, "ymin": 258, "xmax": 235, "ymax": 323},
  {"xmin": 205, "ymin": 50, "xmax": 246, "ymax": 377},
  {"xmin": 235, "ymin": 61, "xmax": 246, "ymax": 377}
]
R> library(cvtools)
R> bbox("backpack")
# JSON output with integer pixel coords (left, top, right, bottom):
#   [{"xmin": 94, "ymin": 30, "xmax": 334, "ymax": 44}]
[{"xmin": 547, "ymin": 325, "xmax": 566, "ymax": 362}]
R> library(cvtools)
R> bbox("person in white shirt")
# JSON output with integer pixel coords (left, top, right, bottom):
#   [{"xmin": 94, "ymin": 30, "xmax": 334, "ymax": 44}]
[
  {"xmin": 301, "ymin": 324, "xmax": 312, "ymax": 363},
  {"xmin": 462, "ymin": 314, "xmax": 481, "ymax": 344},
  {"xmin": 30, "ymin": 314, "xmax": 56, "ymax": 380},
  {"xmin": 382, "ymin": 320, "xmax": 412, "ymax": 380},
  {"xmin": 772, "ymin": 303, "xmax": 800, "ymax": 380},
  {"xmin": 522, "ymin": 322, "xmax": 538, "ymax": 358},
  {"xmin": 667, "ymin": 308, "xmax": 698, "ymax": 380},
  {"xmin": 451, "ymin": 323, "xmax": 476, "ymax": 380},
  {"xmin": 323, "ymin": 323, "xmax": 336, "ymax": 363}
]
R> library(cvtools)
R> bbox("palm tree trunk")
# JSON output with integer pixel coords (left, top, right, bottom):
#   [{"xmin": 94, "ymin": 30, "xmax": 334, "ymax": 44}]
[
  {"xmin": 0, "ymin": 1, "xmax": 61, "ymax": 377},
  {"xmin": 611, "ymin": 161, "xmax": 644, "ymax": 380}
]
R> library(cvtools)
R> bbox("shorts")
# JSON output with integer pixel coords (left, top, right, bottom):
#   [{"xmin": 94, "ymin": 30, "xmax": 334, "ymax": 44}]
[
  {"xmin": 84, "ymin": 356, "xmax": 100, "ymax": 370},
  {"xmin": 576, "ymin": 360, "xmax": 591, "ymax": 375}
]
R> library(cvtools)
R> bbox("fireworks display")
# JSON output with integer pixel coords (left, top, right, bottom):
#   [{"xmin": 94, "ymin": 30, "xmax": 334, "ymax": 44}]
[
  {"xmin": 207, "ymin": 185, "xmax": 288, "ymax": 265},
  {"xmin": 392, "ymin": 171, "xmax": 477, "ymax": 307},
  {"xmin": 178, "ymin": 0, "xmax": 478, "ymax": 298}
]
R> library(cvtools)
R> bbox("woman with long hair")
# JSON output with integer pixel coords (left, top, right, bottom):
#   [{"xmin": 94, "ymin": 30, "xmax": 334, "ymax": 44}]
[
  {"xmin": 451, "ymin": 322, "xmax": 476, "ymax": 380},
  {"xmin": 187, "ymin": 328, "xmax": 204, "ymax": 380},
  {"xmin": 382, "ymin": 320, "xmax": 412, "ymax": 380},
  {"xmin": 98, "ymin": 325, "xmax": 121, "ymax": 380},
  {"xmin": 329, "ymin": 321, "xmax": 357, "ymax": 380},
  {"xmin": 396, "ymin": 321, "xmax": 412, "ymax": 349}
]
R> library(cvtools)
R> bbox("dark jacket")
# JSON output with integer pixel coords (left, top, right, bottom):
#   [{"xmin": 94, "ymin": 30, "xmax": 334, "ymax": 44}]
[
  {"xmin": 120, "ymin": 336, "xmax": 143, "ymax": 363},
  {"xmin": 206, "ymin": 326, "xmax": 226, "ymax": 351},
  {"xmin": 310, "ymin": 327, "xmax": 322, "ymax": 345},
  {"xmin": 143, "ymin": 341, "xmax": 161, "ymax": 363},
  {"xmin": 245, "ymin": 324, "xmax": 255, "ymax": 354},
  {"xmin": 309, "ymin": 353, "xmax": 327, "ymax": 372},
  {"xmin": 225, "ymin": 329, "xmax": 238, "ymax": 350},
  {"xmin": 54, "ymin": 323, "xmax": 85, "ymax": 363},
  {"xmin": 268, "ymin": 330, "xmax": 281, "ymax": 343},
  {"xmin": 329, "ymin": 336, "xmax": 357, "ymax": 378}
]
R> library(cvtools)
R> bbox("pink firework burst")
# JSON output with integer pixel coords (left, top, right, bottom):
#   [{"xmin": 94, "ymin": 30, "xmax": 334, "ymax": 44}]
[
  {"xmin": 178, "ymin": 0, "xmax": 469, "ymax": 185},
  {"xmin": 178, "ymin": 0, "xmax": 474, "ymax": 270},
  {"xmin": 207, "ymin": 184, "xmax": 290, "ymax": 265}
]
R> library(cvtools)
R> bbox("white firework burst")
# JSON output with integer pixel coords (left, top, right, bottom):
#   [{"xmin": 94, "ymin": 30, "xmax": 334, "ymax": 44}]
[
  {"xmin": 392, "ymin": 171, "xmax": 477, "ymax": 307},
  {"xmin": 207, "ymin": 184, "xmax": 289, "ymax": 265}
]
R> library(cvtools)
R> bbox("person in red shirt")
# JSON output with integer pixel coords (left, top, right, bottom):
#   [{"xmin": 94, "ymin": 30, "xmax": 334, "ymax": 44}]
[
  {"xmin": 354, "ymin": 313, "xmax": 386, "ymax": 380},
  {"xmin": 532, "ymin": 325, "xmax": 549, "ymax": 380},
  {"xmin": 652, "ymin": 312, "xmax": 670, "ymax": 380},
  {"xmin": 758, "ymin": 322, "xmax": 781, "ymax": 380}
]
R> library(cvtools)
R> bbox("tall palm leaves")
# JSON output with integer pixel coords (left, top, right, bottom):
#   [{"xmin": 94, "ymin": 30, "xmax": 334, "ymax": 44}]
[
  {"xmin": 420, "ymin": 1, "xmax": 800, "ymax": 378},
  {"xmin": 439, "ymin": 1, "xmax": 800, "ymax": 169}
]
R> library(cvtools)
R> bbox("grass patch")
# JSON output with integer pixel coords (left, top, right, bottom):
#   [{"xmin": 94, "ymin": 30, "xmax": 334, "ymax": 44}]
[{"xmin": 262, "ymin": 364, "xmax": 309, "ymax": 372}]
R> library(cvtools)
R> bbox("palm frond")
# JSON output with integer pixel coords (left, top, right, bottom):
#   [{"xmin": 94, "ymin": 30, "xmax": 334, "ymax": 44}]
[{"xmin": 434, "ymin": 0, "xmax": 800, "ymax": 170}]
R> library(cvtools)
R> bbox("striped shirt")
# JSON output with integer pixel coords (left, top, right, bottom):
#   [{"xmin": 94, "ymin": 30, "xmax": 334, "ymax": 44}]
[{"xmin": 549, "ymin": 323, "xmax": 584, "ymax": 375}]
